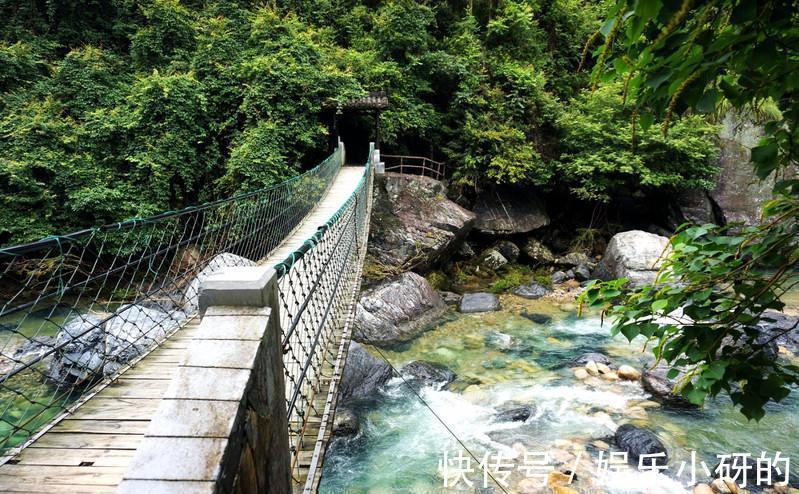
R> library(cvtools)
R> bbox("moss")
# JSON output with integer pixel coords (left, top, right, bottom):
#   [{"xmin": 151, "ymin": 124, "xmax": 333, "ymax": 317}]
[
  {"xmin": 426, "ymin": 271, "xmax": 449, "ymax": 291},
  {"xmin": 488, "ymin": 264, "xmax": 532, "ymax": 293},
  {"xmin": 485, "ymin": 264, "xmax": 553, "ymax": 293},
  {"xmin": 362, "ymin": 257, "xmax": 402, "ymax": 282}
]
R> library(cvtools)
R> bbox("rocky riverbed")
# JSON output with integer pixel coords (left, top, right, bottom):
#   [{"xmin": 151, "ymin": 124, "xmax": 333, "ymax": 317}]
[{"xmin": 321, "ymin": 293, "xmax": 799, "ymax": 494}]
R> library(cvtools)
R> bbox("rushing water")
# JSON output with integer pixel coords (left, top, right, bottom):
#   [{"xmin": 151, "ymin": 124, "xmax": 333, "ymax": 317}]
[{"xmin": 320, "ymin": 295, "xmax": 799, "ymax": 493}]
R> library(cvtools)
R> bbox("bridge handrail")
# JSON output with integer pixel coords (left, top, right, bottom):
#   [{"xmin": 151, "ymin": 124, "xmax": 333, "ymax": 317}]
[
  {"xmin": 381, "ymin": 154, "xmax": 446, "ymax": 180},
  {"xmin": 272, "ymin": 145, "xmax": 375, "ymax": 486},
  {"xmin": 0, "ymin": 145, "xmax": 344, "ymax": 453}
]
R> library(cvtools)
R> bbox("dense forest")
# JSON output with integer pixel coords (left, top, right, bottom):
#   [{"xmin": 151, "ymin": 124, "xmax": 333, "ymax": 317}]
[{"xmin": 0, "ymin": 0, "xmax": 719, "ymax": 245}]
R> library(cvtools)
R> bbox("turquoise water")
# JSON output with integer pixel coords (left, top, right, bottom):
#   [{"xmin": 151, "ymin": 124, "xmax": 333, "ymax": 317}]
[{"xmin": 320, "ymin": 296, "xmax": 799, "ymax": 493}]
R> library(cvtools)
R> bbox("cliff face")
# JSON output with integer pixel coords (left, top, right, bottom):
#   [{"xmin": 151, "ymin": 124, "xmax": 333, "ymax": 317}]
[{"xmin": 681, "ymin": 111, "xmax": 795, "ymax": 226}]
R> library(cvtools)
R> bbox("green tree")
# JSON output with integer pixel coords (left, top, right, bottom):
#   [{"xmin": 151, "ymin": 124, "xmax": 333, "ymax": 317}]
[
  {"xmin": 557, "ymin": 82, "xmax": 718, "ymax": 201},
  {"xmin": 580, "ymin": 0, "xmax": 799, "ymax": 420}
]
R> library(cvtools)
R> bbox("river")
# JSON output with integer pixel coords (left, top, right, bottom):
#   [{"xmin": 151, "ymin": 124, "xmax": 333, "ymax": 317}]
[{"xmin": 320, "ymin": 295, "xmax": 799, "ymax": 493}]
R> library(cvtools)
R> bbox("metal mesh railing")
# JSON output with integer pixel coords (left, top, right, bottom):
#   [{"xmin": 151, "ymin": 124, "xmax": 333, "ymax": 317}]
[
  {"xmin": 273, "ymin": 145, "xmax": 374, "ymax": 479},
  {"xmin": 0, "ymin": 146, "xmax": 343, "ymax": 453}
]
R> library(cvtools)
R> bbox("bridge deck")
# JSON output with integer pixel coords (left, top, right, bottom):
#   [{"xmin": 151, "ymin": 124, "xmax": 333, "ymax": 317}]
[{"xmin": 0, "ymin": 166, "xmax": 366, "ymax": 494}]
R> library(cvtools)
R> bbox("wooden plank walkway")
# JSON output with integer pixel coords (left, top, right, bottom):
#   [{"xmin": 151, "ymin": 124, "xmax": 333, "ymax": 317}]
[{"xmin": 0, "ymin": 166, "xmax": 366, "ymax": 494}]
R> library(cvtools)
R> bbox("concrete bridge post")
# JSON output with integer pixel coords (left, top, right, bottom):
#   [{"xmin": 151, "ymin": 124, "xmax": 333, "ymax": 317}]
[{"xmin": 117, "ymin": 266, "xmax": 292, "ymax": 494}]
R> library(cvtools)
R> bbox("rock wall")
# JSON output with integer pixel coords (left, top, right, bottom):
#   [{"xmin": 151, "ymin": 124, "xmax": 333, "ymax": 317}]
[{"xmin": 680, "ymin": 111, "xmax": 794, "ymax": 226}]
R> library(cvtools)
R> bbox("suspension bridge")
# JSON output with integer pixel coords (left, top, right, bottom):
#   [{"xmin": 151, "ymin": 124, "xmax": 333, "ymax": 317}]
[{"xmin": 0, "ymin": 142, "xmax": 378, "ymax": 493}]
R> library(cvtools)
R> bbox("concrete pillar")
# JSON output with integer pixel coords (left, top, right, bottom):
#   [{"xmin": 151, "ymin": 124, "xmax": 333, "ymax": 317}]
[{"xmin": 117, "ymin": 266, "xmax": 292, "ymax": 494}]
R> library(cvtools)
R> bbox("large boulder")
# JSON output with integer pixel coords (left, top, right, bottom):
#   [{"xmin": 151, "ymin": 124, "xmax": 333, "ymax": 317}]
[
  {"xmin": 353, "ymin": 272, "xmax": 447, "ymax": 347},
  {"xmin": 339, "ymin": 342, "xmax": 393, "ymax": 404},
  {"xmin": 614, "ymin": 424, "xmax": 668, "ymax": 466},
  {"xmin": 368, "ymin": 173, "xmax": 476, "ymax": 270},
  {"xmin": 473, "ymin": 187, "xmax": 550, "ymax": 235},
  {"xmin": 641, "ymin": 362, "xmax": 697, "ymax": 408},
  {"xmin": 594, "ymin": 230, "xmax": 670, "ymax": 286},
  {"xmin": 103, "ymin": 304, "xmax": 185, "ymax": 375},
  {"xmin": 332, "ymin": 407, "xmax": 360, "ymax": 437},
  {"xmin": 459, "ymin": 293, "xmax": 500, "ymax": 313},
  {"xmin": 401, "ymin": 360, "xmax": 456, "ymax": 388},
  {"xmin": 47, "ymin": 304, "xmax": 185, "ymax": 384}
]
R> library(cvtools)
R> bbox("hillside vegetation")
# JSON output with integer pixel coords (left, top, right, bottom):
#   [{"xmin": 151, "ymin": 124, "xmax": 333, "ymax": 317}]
[{"xmin": 0, "ymin": 0, "xmax": 717, "ymax": 245}]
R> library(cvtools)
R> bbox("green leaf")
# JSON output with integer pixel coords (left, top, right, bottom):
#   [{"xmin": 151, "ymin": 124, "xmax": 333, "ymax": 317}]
[
  {"xmin": 635, "ymin": 0, "xmax": 662, "ymax": 19},
  {"xmin": 621, "ymin": 325, "xmax": 641, "ymax": 340},
  {"xmin": 751, "ymin": 141, "xmax": 778, "ymax": 165},
  {"xmin": 696, "ymin": 88, "xmax": 720, "ymax": 114},
  {"xmin": 651, "ymin": 299, "xmax": 668, "ymax": 312}
]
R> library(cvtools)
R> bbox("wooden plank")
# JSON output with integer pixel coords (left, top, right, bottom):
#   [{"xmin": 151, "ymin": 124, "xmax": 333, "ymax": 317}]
[
  {"xmin": 50, "ymin": 419, "xmax": 150, "ymax": 435},
  {"xmin": 29, "ymin": 433, "xmax": 144, "ymax": 450},
  {"xmin": 65, "ymin": 398, "xmax": 160, "ymax": 421},
  {"xmin": 120, "ymin": 366, "xmax": 178, "ymax": 380},
  {"xmin": 13, "ymin": 448, "xmax": 136, "ymax": 467},
  {"xmin": 0, "ymin": 465, "xmax": 125, "ymax": 486},
  {"xmin": 0, "ymin": 481, "xmax": 117, "ymax": 493},
  {"xmin": 99, "ymin": 379, "xmax": 171, "ymax": 399}
]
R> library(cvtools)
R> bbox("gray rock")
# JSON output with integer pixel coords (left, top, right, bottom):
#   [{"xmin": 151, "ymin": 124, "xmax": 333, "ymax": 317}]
[
  {"xmin": 369, "ymin": 174, "xmax": 476, "ymax": 270},
  {"xmin": 486, "ymin": 331, "xmax": 520, "ymax": 352},
  {"xmin": 401, "ymin": 360, "xmax": 456, "ymax": 388},
  {"xmin": 481, "ymin": 248, "xmax": 509, "ymax": 271},
  {"xmin": 523, "ymin": 238, "xmax": 556, "ymax": 264},
  {"xmin": 438, "ymin": 291, "xmax": 463, "ymax": 306},
  {"xmin": 339, "ymin": 342, "xmax": 393, "ymax": 403},
  {"xmin": 719, "ymin": 330, "xmax": 779, "ymax": 361},
  {"xmin": 495, "ymin": 404, "xmax": 537, "ymax": 422},
  {"xmin": 594, "ymin": 230, "xmax": 670, "ymax": 286},
  {"xmin": 493, "ymin": 240, "xmax": 520, "ymax": 263},
  {"xmin": 520, "ymin": 311, "xmax": 552, "ymax": 324},
  {"xmin": 710, "ymin": 111, "xmax": 797, "ymax": 226},
  {"xmin": 103, "ymin": 304, "xmax": 185, "ymax": 375},
  {"xmin": 47, "ymin": 313, "xmax": 108, "ymax": 385},
  {"xmin": 353, "ymin": 272, "xmax": 447, "ymax": 347},
  {"xmin": 678, "ymin": 189, "xmax": 718, "ymax": 225},
  {"xmin": 641, "ymin": 362, "xmax": 697, "ymax": 408},
  {"xmin": 332, "ymin": 408, "xmax": 360, "ymax": 437},
  {"xmin": 551, "ymin": 271, "xmax": 572, "ymax": 284},
  {"xmin": 459, "ymin": 293, "xmax": 500, "ymax": 313},
  {"xmin": 759, "ymin": 310, "xmax": 799, "ymax": 353},
  {"xmin": 573, "ymin": 264, "xmax": 592, "ymax": 281},
  {"xmin": 556, "ymin": 252, "xmax": 593, "ymax": 268},
  {"xmin": 614, "ymin": 424, "xmax": 668, "ymax": 466},
  {"xmin": 473, "ymin": 187, "xmax": 550, "ymax": 235},
  {"xmin": 457, "ymin": 242, "xmax": 476, "ymax": 258},
  {"xmin": 47, "ymin": 304, "xmax": 186, "ymax": 385},
  {"xmin": 0, "ymin": 336, "xmax": 55, "ymax": 375},
  {"xmin": 512, "ymin": 282, "xmax": 551, "ymax": 300},
  {"xmin": 571, "ymin": 352, "xmax": 612, "ymax": 366}
]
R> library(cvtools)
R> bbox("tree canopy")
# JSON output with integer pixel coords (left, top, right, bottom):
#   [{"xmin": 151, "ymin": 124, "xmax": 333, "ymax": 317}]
[{"xmin": 0, "ymin": 0, "xmax": 719, "ymax": 245}]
